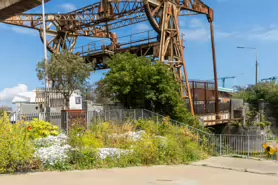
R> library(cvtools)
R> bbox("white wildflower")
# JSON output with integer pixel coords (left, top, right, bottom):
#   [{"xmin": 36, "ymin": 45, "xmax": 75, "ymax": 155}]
[
  {"xmin": 34, "ymin": 134, "xmax": 68, "ymax": 148},
  {"xmin": 35, "ymin": 144, "xmax": 72, "ymax": 166},
  {"xmin": 98, "ymin": 148, "xmax": 131, "ymax": 160},
  {"xmin": 34, "ymin": 134, "xmax": 71, "ymax": 166},
  {"xmin": 109, "ymin": 130, "xmax": 146, "ymax": 142}
]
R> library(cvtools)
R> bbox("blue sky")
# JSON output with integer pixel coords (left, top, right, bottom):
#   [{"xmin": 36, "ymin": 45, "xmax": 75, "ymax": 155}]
[{"xmin": 1, "ymin": 0, "xmax": 278, "ymax": 106}]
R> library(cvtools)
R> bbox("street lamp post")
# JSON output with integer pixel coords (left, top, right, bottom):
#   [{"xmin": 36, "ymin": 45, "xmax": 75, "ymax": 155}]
[{"xmin": 237, "ymin": 46, "xmax": 258, "ymax": 85}]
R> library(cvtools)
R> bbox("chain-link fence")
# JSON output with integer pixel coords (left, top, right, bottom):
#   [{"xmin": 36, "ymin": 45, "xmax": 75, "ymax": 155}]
[{"xmin": 13, "ymin": 109, "xmax": 278, "ymax": 160}]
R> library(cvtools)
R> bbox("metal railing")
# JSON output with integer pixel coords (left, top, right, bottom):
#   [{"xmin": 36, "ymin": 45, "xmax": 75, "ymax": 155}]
[
  {"xmin": 74, "ymin": 30, "xmax": 158, "ymax": 57},
  {"xmin": 193, "ymin": 102, "xmax": 230, "ymax": 115},
  {"xmin": 212, "ymin": 134, "xmax": 278, "ymax": 160},
  {"xmin": 12, "ymin": 112, "xmax": 63, "ymax": 128},
  {"xmin": 63, "ymin": 109, "xmax": 211, "ymax": 135}
]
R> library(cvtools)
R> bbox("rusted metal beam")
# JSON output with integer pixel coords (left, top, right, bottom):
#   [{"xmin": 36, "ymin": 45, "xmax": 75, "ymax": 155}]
[
  {"xmin": 4, "ymin": 13, "xmax": 147, "ymax": 36},
  {"xmin": 180, "ymin": 0, "xmax": 213, "ymax": 21},
  {"xmin": 3, "ymin": 1, "xmax": 145, "ymax": 31}
]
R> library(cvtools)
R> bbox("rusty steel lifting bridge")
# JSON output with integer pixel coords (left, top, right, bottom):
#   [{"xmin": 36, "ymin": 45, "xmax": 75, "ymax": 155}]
[{"xmin": 0, "ymin": 0, "xmax": 221, "ymax": 120}]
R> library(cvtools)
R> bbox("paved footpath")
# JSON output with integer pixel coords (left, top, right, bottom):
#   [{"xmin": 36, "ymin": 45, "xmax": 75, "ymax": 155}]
[
  {"xmin": 1, "ymin": 158, "xmax": 278, "ymax": 185},
  {"xmin": 192, "ymin": 156, "xmax": 278, "ymax": 176}
]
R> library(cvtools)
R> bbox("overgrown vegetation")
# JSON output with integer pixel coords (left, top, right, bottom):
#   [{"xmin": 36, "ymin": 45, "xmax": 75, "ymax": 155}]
[
  {"xmin": 66, "ymin": 118, "xmax": 208, "ymax": 170},
  {"xmin": 233, "ymin": 82, "xmax": 277, "ymax": 128},
  {"xmin": 0, "ymin": 111, "xmax": 209, "ymax": 174},
  {"xmin": 0, "ymin": 112, "xmax": 36, "ymax": 173},
  {"xmin": 99, "ymin": 53, "xmax": 197, "ymax": 125}
]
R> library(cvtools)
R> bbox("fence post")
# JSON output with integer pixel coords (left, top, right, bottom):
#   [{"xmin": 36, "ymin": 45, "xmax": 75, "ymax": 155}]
[
  {"xmin": 66, "ymin": 112, "xmax": 69, "ymax": 135},
  {"xmin": 134, "ymin": 109, "xmax": 136, "ymax": 120},
  {"xmin": 86, "ymin": 111, "xmax": 89, "ymax": 130},
  {"xmin": 247, "ymin": 135, "xmax": 250, "ymax": 158},
  {"xmin": 220, "ymin": 134, "xmax": 222, "ymax": 156},
  {"xmin": 156, "ymin": 114, "xmax": 158, "ymax": 124},
  {"xmin": 104, "ymin": 110, "xmax": 106, "ymax": 122},
  {"xmin": 120, "ymin": 109, "xmax": 123, "ymax": 122},
  {"xmin": 142, "ymin": 109, "xmax": 144, "ymax": 119}
]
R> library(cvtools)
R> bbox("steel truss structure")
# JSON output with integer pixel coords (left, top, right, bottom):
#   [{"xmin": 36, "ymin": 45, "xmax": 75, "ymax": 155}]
[{"xmin": 1, "ymin": 0, "xmax": 220, "ymax": 117}]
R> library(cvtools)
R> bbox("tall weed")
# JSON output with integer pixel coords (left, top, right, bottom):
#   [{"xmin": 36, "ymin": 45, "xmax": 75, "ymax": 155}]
[{"xmin": 0, "ymin": 113, "xmax": 35, "ymax": 173}]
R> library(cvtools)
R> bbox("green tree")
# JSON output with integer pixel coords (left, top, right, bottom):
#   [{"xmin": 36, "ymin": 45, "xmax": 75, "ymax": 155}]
[
  {"xmin": 36, "ymin": 51, "xmax": 93, "ymax": 109},
  {"xmin": 234, "ymin": 82, "xmax": 278, "ymax": 127},
  {"xmin": 100, "ymin": 53, "xmax": 197, "ymax": 125}
]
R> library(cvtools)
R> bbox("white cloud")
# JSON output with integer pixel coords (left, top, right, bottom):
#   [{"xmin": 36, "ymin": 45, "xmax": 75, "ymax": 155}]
[
  {"xmin": 180, "ymin": 18, "xmax": 209, "ymax": 41},
  {"xmin": 188, "ymin": 18, "xmax": 204, "ymax": 28},
  {"xmin": 180, "ymin": 18, "xmax": 265, "ymax": 42},
  {"xmin": 181, "ymin": 18, "xmax": 236, "ymax": 41},
  {"xmin": 0, "ymin": 23, "xmax": 38, "ymax": 36},
  {"xmin": 0, "ymin": 84, "xmax": 28, "ymax": 102},
  {"xmin": 11, "ymin": 27, "xmax": 38, "ymax": 36},
  {"xmin": 183, "ymin": 22, "xmax": 278, "ymax": 42},
  {"xmin": 182, "ymin": 28, "xmax": 210, "ymax": 41},
  {"xmin": 215, "ymin": 30, "xmax": 239, "ymax": 39},
  {"xmin": 58, "ymin": 3, "xmax": 77, "ymax": 12},
  {"xmin": 246, "ymin": 25, "xmax": 278, "ymax": 41}
]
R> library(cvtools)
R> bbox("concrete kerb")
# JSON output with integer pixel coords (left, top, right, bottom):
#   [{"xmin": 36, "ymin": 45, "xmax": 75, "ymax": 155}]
[
  {"xmin": 191, "ymin": 157, "xmax": 278, "ymax": 177},
  {"xmin": 191, "ymin": 163, "xmax": 278, "ymax": 176}
]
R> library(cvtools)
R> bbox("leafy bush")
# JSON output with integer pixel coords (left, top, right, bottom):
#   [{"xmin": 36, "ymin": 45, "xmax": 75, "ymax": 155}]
[
  {"xmin": 69, "ymin": 148, "xmax": 98, "ymax": 170},
  {"xmin": 0, "ymin": 112, "xmax": 35, "ymax": 173},
  {"xmin": 24, "ymin": 118, "xmax": 60, "ymax": 139},
  {"xmin": 136, "ymin": 119, "xmax": 159, "ymax": 135},
  {"xmin": 68, "ymin": 123, "xmax": 104, "ymax": 149}
]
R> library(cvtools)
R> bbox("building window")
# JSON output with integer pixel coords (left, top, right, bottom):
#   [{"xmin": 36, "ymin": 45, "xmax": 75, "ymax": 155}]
[{"xmin": 76, "ymin": 97, "xmax": 81, "ymax": 104}]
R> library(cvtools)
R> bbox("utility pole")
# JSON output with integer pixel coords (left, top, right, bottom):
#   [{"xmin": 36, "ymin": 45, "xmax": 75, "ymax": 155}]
[
  {"xmin": 210, "ymin": 22, "xmax": 220, "ymax": 119},
  {"xmin": 42, "ymin": 0, "xmax": 48, "ymax": 87},
  {"xmin": 42, "ymin": 0, "xmax": 50, "ymax": 120},
  {"xmin": 255, "ymin": 49, "xmax": 258, "ymax": 85},
  {"xmin": 237, "ymin": 46, "xmax": 258, "ymax": 85}
]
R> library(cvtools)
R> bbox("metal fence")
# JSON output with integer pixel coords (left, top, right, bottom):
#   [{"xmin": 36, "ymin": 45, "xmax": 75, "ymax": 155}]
[
  {"xmin": 13, "ymin": 109, "xmax": 213, "ymax": 151},
  {"xmin": 66, "ymin": 109, "xmax": 212, "ymax": 137},
  {"xmin": 212, "ymin": 134, "xmax": 278, "ymax": 160},
  {"xmin": 14, "ymin": 109, "xmax": 208, "ymax": 133},
  {"xmin": 13, "ymin": 112, "xmax": 63, "ymax": 128},
  {"xmin": 13, "ymin": 109, "xmax": 278, "ymax": 160}
]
